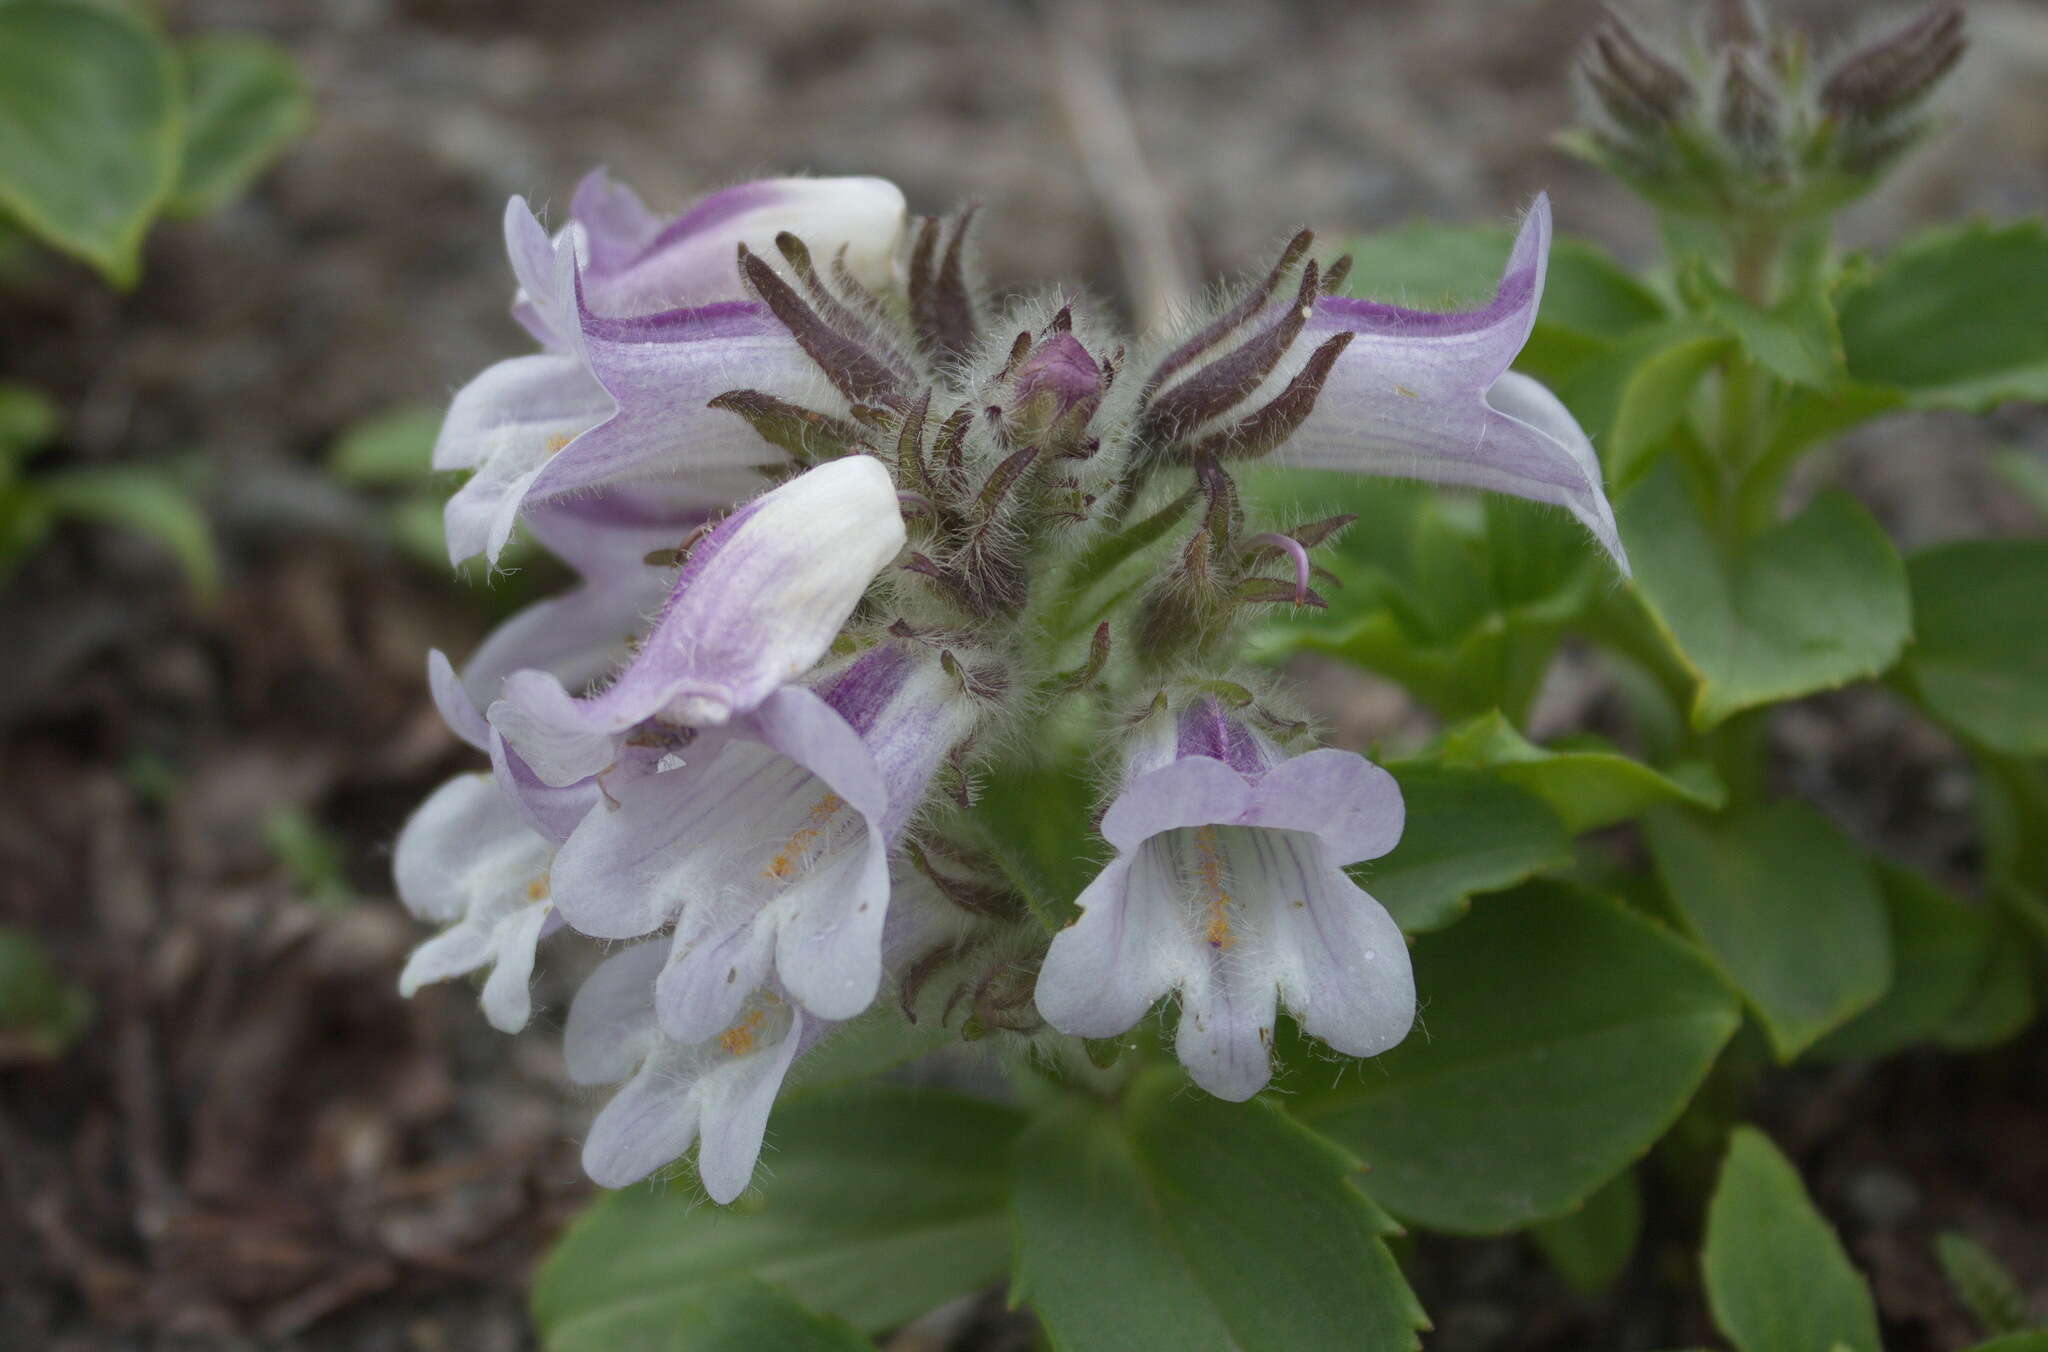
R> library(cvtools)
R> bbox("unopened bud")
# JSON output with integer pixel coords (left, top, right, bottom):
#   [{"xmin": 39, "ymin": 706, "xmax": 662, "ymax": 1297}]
[
  {"xmin": 1820, "ymin": 2, "xmax": 1965, "ymax": 125},
  {"xmin": 1717, "ymin": 48, "xmax": 1782, "ymax": 159},
  {"xmin": 1011, "ymin": 331, "xmax": 1104, "ymax": 444},
  {"xmin": 1705, "ymin": 0, "xmax": 1767, "ymax": 50},
  {"xmin": 1583, "ymin": 11, "xmax": 1695, "ymax": 132}
]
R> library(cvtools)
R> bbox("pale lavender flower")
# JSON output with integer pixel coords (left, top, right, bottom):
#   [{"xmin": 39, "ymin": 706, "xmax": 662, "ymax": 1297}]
[
  {"xmin": 547, "ymin": 642, "xmax": 978, "ymax": 1037},
  {"xmin": 1034, "ymin": 698, "xmax": 1414, "ymax": 1100},
  {"xmin": 394, "ymin": 770, "xmax": 594, "ymax": 1033},
  {"xmin": 1284, "ymin": 195, "xmax": 1625, "ymax": 566},
  {"xmin": 486, "ymin": 455, "xmax": 908, "ymax": 786},
  {"xmin": 564, "ymin": 940, "xmax": 817, "ymax": 1202},
  {"xmin": 436, "ymin": 176, "xmax": 908, "ymax": 564}
]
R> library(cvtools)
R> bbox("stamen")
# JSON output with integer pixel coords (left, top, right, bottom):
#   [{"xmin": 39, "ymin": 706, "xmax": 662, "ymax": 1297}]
[
  {"xmin": 718, "ymin": 1007, "xmax": 768, "ymax": 1056},
  {"xmin": 1191, "ymin": 825, "xmax": 1236, "ymax": 951},
  {"xmin": 762, "ymin": 792, "xmax": 846, "ymax": 881}
]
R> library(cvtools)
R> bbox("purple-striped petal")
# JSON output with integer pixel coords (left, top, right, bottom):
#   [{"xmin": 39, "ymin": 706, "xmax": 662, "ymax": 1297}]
[
  {"xmin": 1033, "ymin": 853, "xmax": 1183, "ymax": 1038},
  {"xmin": 1033, "ymin": 701, "xmax": 1416, "ymax": 1094},
  {"xmin": 564, "ymin": 940, "xmax": 664, "ymax": 1087},
  {"xmin": 1242, "ymin": 748, "xmax": 1404, "ymax": 866},
  {"xmin": 436, "ymin": 352, "xmax": 615, "ymax": 565},
  {"xmin": 488, "ymin": 456, "xmax": 906, "ymax": 786},
  {"xmin": 582, "ymin": 176, "xmax": 906, "ymax": 318},
  {"xmin": 1266, "ymin": 850, "xmax": 1414, "ymax": 1060},
  {"xmin": 1279, "ymin": 195, "xmax": 1626, "ymax": 569},
  {"xmin": 393, "ymin": 771, "xmax": 561, "ymax": 1032}
]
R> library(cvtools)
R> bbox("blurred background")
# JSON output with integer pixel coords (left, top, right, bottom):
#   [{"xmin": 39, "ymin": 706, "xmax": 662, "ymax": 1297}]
[{"xmin": 2, "ymin": 0, "xmax": 2045, "ymax": 1347}]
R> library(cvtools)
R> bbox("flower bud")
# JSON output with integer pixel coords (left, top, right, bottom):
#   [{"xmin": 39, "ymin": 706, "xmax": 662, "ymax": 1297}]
[
  {"xmin": 1010, "ymin": 331, "xmax": 1104, "ymax": 445},
  {"xmin": 1583, "ymin": 11, "xmax": 1695, "ymax": 133},
  {"xmin": 1819, "ymin": 2, "xmax": 1965, "ymax": 126}
]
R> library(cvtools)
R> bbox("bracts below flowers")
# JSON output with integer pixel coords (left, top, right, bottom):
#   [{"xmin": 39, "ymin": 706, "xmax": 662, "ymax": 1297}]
[{"xmin": 394, "ymin": 169, "xmax": 1626, "ymax": 1202}]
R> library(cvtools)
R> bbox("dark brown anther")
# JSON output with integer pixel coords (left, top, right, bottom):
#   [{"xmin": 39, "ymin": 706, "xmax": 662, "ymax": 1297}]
[
  {"xmin": 1140, "ymin": 259, "xmax": 1320, "ymax": 445},
  {"xmin": 705, "ymin": 389, "xmax": 867, "ymax": 465},
  {"xmin": 738, "ymin": 245, "xmax": 905, "ymax": 410},
  {"xmin": 1820, "ymin": 2, "xmax": 1965, "ymax": 124},
  {"xmin": 1188, "ymin": 330, "xmax": 1354, "ymax": 462},
  {"xmin": 1047, "ymin": 305, "xmax": 1073, "ymax": 334},
  {"xmin": 1320, "ymin": 254, "xmax": 1354, "ymax": 297},
  {"xmin": 1145, "ymin": 228, "xmax": 1314, "ymax": 396}
]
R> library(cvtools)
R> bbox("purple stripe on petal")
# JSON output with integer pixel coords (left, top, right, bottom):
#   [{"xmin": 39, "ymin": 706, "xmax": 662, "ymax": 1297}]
[
  {"xmin": 488, "ymin": 458, "xmax": 905, "ymax": 785},
  {"xmin": 1315, "ymin": 266, "xmax": 1539, "ymax": 339},
  {"xmin": 1174, "ymin": 698, "xmax": 1272, "ymax": 776},
  {"xmin": 817, "ymin": 644, "xmax": 916, "ymax": 738},
  {"xmin": 630, "ymin": 181, "xmax": 786, "ymax": 266}
]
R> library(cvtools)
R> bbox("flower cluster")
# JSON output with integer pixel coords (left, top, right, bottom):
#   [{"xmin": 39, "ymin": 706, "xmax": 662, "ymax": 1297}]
[
  {"xmin": 1576, "ymin": 1, "xmax": 1966, "ymax": 218},
  {"xmin": 396, "ymin": 171, "xmax": 1623, "ymax": 1202}
]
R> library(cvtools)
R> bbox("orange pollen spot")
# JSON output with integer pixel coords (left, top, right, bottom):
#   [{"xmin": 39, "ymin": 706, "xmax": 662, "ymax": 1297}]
[
  {"xmin": 1191, "ymin": 826, "xmax": 1235, "ymax": 950},
  {"xmin": 761, "ymin": 793, "xmax": 847, "ymax": 881},
  {"xmin": 544, "ymin": 432, "xmax": 574, "ymax": 455},
  {"xmin": 526, "ymin": 874, "xmax": 551, "ymax": 901},
  {"xmin": 717, "ymin": 1008, "xmax": 768, "ymax": 1057}
]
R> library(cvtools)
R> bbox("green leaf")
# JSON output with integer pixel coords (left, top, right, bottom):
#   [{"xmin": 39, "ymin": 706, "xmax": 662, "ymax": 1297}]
[
  {"xmin": 0, "ymin": 381, "xmax": 60, "ymax": 471},
  {"xmin": 1811, "ymin": 864, "xmax": 1998, "ymax": 1061},
  {"xmin": 1647, "ymin": 803, "xmax": 1891, "ymax": 1061},
  {"xmin": 1899, "ymin": 539, "xmax": 2048, "ymax": 755},
  {"xmin": 777, "ymin": 1002, "xmax": 960, "ymax": 1100},
  {"xmin": 0, "ymin": 1, "xmax": 180, "ymax": 285},
  {"xmin": 1434, "ymin": 710, "xmax": 1724, "ymax": 833},
  {"xmin": 0, "ymin": 925, "xmax": 94, "ymax": 1061},
  {"xmin": 167, "ymin": 33, "xmax": 308, "ymax": 217},
  {"xmin": 34, "ymin": 464, "xmax": 219, "ymax": 600},
  {"xmin": 1555, "ymin": 318, "xmax": 1723, "ymax": 443},
  {"xmin": 1692, "ymin": 268, "xmax": 1845, "ymax": 390},
  {"xmin": 1963, "ymin": 1338, "xmax": 2048, "ymax": 1352},
  {"xmin": 1621, "ymin": 462, "xmax": 1912, "ymax": 730},
  {"xmin": 1605, "ymin": 332, "xmax": 1733, "ymax": 489},
  {"xmin": 533, "ymin": 1088, "xmax": 1020, "ymax": 1348},
  {"xmin": 1360, "ymin": 763, "xmax": 1571, "ymax": 933},
  {"xmin": 610, "ymin": 1278, "xmax": 871, "ymax": 1352},
  {"xmin": 1702, "ymin": 1127, "xmax": 1881, "ymax": 1352},
  {"xmin": 1245, "ymin": 474, "xmax": 1601, "ymax": 722},
  {"xmin": 326, "ymin": 404, "xmax": 442, "ymax": 487},
  {"xmin": 1935, "ymin": 912, "xmax": 2038, "ymax": 1051},
  {"xmin": 951, "ymin": 740, "xmax": 1104, "ymax": 932},
  {"xmin": 1935, "ymin": 1232, "xmax": 2032, "ymax": 1338},
  {"xmin": 1010, "ymin": 1067, "xmax": 1426, "ymax": 1352},
  {"xmin": 1838, "ymin": 219, "xmax": 2048, "ymax": 410},
  {"xmin": 1290, "ymin": 881, "xmax": 1740, "ymax": 1234},
  {"xmin": 1995, "ymin": 450, "xmax": 2048, "ymax": 523},
  {"xmin": 1530, "ymin": 1169, "xmax": 1642, "ymax": 1296}
]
